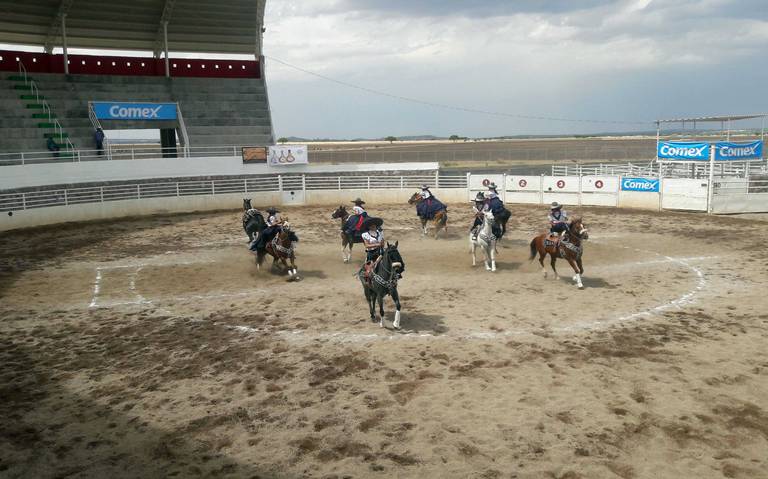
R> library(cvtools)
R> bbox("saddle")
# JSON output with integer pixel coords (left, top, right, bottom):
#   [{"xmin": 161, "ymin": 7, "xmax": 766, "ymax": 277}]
[
  {"xmin": 362, "ymin": 256, "xmax": 383, "ymax": 286},
  {"xmin": 544, "ymin": 234, "xmax": 561, "ymax": 248}
]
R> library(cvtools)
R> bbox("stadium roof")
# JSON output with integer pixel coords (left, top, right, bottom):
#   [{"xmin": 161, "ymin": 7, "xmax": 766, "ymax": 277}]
[
  {"xmin": 0, "ymin": 0, "xmax": 266, "ymax": 55},
  {"xmin": 656, "ymin": 114, "xmax": 767, "ymax": 124}
]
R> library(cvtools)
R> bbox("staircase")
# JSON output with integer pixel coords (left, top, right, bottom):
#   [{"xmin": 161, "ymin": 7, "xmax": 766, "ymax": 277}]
[{"xmin": 0, "ymin": 67, "xmax": 75, "ymax": 155}]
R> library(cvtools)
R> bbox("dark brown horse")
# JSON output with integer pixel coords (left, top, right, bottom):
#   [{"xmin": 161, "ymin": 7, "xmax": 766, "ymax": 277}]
[
  {"xmin": 256, "ymin": 221, "xmax": 300, "ymax": 280},
  {"xmin": 408, "ymin": 192, "xmax": 448, "ymax": 239},
  {"xmin": 331, "ymin": 205, "xmax": 361, "ymax": 262},
  {"xmin": 529, "ymin": 218, "xmax": 589, "ymax": 289}
]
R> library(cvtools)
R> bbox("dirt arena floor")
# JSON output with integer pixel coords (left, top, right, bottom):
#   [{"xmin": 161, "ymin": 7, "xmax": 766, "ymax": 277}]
[{"xmin": 2, "ymin": 203, "xmax": 768, "ymax": 478}]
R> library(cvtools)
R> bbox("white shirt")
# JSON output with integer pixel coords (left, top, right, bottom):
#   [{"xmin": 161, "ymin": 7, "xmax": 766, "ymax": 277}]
[
  {"xmin": 487, "ymin": 191, "xmax": 498, "ymax": 199},
  {"xmin": 548, "ymin": 210, "xmax": 568, "ymax": 224},
  {"xmin": 352, "ymin": 206, "xmax": 365, "ymax": 215},
  {"xmin": 266, "ymin": 214, "xmax": 281, "ymax": 226},
  {"xmin": 421, "ymin": 190, "xmax": 432, "ymax": 199},
  {"xmin": 362, "ymin": 230, "xmax": 383, "ymax": 249}
]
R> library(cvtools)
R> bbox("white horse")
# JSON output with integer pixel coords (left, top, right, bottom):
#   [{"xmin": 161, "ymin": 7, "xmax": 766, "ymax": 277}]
[{"xmin": 470, "ymin": 210, "xmax": 497, "ymax": 271}]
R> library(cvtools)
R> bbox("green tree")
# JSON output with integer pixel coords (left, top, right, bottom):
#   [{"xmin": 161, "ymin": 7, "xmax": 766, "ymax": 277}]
[
  {"xmin": 385, "ymin": 136, "xmax": 397, "ymax": 144},
  {"xmin": 449, "ymin": 134, "xmax": 460, "ymax": 142},
  {"xmin": 277, "ymin": 137, "xmax": 289, "ymax": 144}
]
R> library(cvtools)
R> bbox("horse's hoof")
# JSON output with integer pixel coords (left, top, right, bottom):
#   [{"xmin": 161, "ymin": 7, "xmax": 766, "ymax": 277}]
[
  {"xmin": 578, "ymin": 285, "xmax": 584, "ymax": 290},
  {"xmin": 379, "ymin": 319, "xmax": 384, "ymax": 328}
]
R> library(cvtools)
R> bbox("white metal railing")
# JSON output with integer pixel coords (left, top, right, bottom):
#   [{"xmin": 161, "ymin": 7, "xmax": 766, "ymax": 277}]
[
  {"xmin": 87, "ymin": 102, "xmax": 110, "ymax": 160},
  {"xmin": 0, "ymin": 173, "xmax": 467, "ymax": 212},
  {"xmin": 714, "ymin": 176, "xmax": 768, "ymax": 195},
  {"xmin": 17, "ymin": 61, "xmax": 76, "ymax": 154},
  {"xmin": 176, "ymin": 106, "xmax": 191, "ymax": 157}
]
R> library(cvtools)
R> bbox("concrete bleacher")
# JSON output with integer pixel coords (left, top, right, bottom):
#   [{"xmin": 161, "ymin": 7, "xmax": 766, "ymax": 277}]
[{"xmin": 0, "ymin": 71, "xmax": 273, "ymax": 153}]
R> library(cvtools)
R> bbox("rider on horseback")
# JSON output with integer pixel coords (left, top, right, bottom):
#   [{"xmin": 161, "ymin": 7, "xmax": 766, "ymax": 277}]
[
  {"xmin": 485, "ymin": 184, "xmax": 506, "ymax": 238},
  {"xmin": 253, "ymin": 206, "xmax": 282, "ymax": 250},
  {"xmin": 420, "ymin": 184, "xmax": 433, "ymax": 199},
  {"xmin": 470, "ymin": 192, "xmax": 487, "ymax": 240},
  {"xmin": 344, "ymin": 198, "xmax": 369, "ymax": 238},
  {"xmin": 548, "ymin": 202, "xmax": 569, "ymax": 239},
  {"xmin": 361, "ymin": 217, "xmax": 385, "ymax": 283}
]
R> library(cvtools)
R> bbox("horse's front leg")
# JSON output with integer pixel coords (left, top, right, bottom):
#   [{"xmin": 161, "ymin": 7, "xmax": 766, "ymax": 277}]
[
  {"xmin": 577, "ymin": 258, "xmax": 584, "ymax": 275},
  {"xmin": 390, "ymin": 288, "xmax": 402, "ymax": 329},
  {"xmin": 568, "ymin": 258, "xmax": 584, "ymax": 289},
  {"xmin": 550, "ymin": 254, "xmax": 559, "ymax": 280},
  {"xmin": 365, "ymin": 288, "xmax": 376, "ymax": 322},
  {"xmin": 289, "ymin": 255, "xmax": 298, "ymax": 278},
  {"xmin": 484, "ymin": 244, "xmax": 491, "ymax": 271},
  {"xmin": 421, "ymin": 218, "xmax": 427, "ymax": 236},
  {"xmin": 538, "ymin": 251, "xmax": 547, "ymax": 278},
  {"xmin": 490, "ymin": 240, "xmax": 497, "ymax": 272},
  {"xmin": 470, "ymin": 237, "xmax": 477, "ymax": 266},
  {"xmin": 377, "ymin": 293, "xmax": 385, "ymax": 328}
]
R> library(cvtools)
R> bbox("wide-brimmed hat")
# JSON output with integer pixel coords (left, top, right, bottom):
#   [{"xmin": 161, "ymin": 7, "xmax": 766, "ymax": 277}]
[
  {"xmin": 421, "ymin": 184, "xmax": 430, "ymax": 190},
  {"xmin": 267, "ymin": 206, "xmax": 279, "ymax": 214},
  {"xmin": 351, "ymin": 198, "xmax": 366, "ymax": 205},
  {"xmin": 550, "ymin": 202, "xmax": 562, "ymax": 210},
  {"xmin": 473, "ymin": 192, "xmax": 485, "ymax": 202},
  {"xmin": 487, "ymin": 182, "xmax": 498, "ymax": 190},
  {"xmin": 361, "ymin": 217, "xmax": 384, "ymax": 230}
]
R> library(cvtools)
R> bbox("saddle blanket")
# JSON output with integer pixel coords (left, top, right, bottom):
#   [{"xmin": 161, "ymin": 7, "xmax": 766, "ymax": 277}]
[{"xmin": 417, "ymin": 198, "xmax": 446, "ymax": 219}]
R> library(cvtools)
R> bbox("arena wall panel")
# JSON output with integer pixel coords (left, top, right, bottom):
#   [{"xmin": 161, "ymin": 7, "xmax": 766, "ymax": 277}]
[{"xmin": 617, "ymin": 191, "xmax": 661, "ymax": 210}]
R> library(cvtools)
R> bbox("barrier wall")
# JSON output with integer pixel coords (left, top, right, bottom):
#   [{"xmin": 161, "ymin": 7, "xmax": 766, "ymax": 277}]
[
  {"xmin": 0, "ymin": 159, "xmax": 441, "ymax": 191},
  {"xmin": 0, "ymin": 188, "xmax": 467, "ymax": 232}
]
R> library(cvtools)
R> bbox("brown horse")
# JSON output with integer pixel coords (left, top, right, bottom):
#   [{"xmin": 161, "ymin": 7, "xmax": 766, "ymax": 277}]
[
  {"xmin": 331, "ymin": 205, "xmax": 361, "ymax": 262},
  {"xmin": 529, "ymin": 218, "xmax": 589, "ymax": 289},
  {"xmin": 408, "ymin": 192, "xmax": 448, "ymax": 239},
  {"xmin": 256, "ymin": 222, "xmax": 300, "ymax": 280}
]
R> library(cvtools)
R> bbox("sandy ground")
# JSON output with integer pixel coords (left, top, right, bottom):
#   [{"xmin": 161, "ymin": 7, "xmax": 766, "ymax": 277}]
[{"xmin": 1, "ymin": 203, "xmax": 768, "ymax": 478}]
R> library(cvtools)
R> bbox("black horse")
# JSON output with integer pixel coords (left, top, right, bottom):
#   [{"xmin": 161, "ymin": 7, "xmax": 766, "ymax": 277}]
[
  {"xmin": 496, "ymin": 208, "xmax": 512, "ymax": 238},
  {"xmin": 359, "ymin": 242, "xmax": 404, "ymax": 329},
  {"xmin": 242, "ymin": 198, "xmax": 266, "ymax": 243}
]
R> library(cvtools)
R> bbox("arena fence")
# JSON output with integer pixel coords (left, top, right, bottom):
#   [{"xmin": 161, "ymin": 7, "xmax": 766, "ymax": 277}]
[{"xmin": 0, "ymin": 174, "xmax": 466, "ymax": 213}]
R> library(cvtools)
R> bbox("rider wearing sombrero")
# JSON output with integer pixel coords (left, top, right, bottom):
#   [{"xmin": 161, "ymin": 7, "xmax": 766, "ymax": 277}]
[
  {"xmin": 344, "ymin": 198, "xmax": 369, "ymax": 238},
  {"xmin": 548, "ymin": 202, "xmax": 569, "ymax": 239},
  {"xmin": 252, "ymin": 206, "xmax": 282, "ymax": 250},
  {"xmin": 417, "ymin": 184, "xmax": 446, "ymax": 220},
  {"xmin": 485, "ymin": 183, "xmax": 505, "ymax": 238},
  {"xmin": 470, "ymin": 192, "xmax": 487, "ymax": 240}
]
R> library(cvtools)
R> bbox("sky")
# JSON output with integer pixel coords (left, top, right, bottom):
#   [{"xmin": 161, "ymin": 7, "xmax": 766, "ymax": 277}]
[{"xmin": 263, "ymin": 0, "xmax": 768, "ymax": 138}]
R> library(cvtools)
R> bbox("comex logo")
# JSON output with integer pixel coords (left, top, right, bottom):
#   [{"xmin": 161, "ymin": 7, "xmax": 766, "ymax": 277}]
[
  {"xmin": 622, "ymin": 178, "xmax": 658, "ymax": 190},
  {"xmin": 659, "ymin": 143, "xmax": 708, "ymax": 158},
  {"xmin": 718, "ymin": 144, "xmax": 758, "ymax": 158},
  {"xmin": 108, "ymin": 105, "xmax": 163, "ymax": 119}
]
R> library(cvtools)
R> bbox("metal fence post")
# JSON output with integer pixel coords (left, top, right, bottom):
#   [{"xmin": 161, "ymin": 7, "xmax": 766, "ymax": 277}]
[
  {"xmin": 302, "ymin": 174, "xmax": 306, "ymax": 192},
  {"xmin": 211, "ymin": 180, "xmax": 215, "ymax": 195},
  {"xmin": 338, "ymin": 177, "xmax": 341, "ymax": 190},
  {"xmin": 63, "ymin": 189, "xmax": 68, "ymax": 205},
  {"xmin": 22, "ymin": 193, "xmax": 26, "ymax": 209},
  {"xmin": 100, "ymin": 187, "xmax": 104, "ymax": 202},
  {"xmin": 137, "ymin": 184, "xmax": 141, "ymax": 199},
  {"xmin": 435, "ymin": 170, "xmax": 439, "ymax": 189},
  {"xmin": 176, "ymin": 183, "xmax": 180, "ymax": 197},
  {"xmin": 400, "ymin": 176, "xmax": 404, "ymax": 189},
  {"xmin": 278, "ymin": 175, "xmax": 283, "ymax": 192},
  {"xmin": 244, "ymin": 178, "xmax": 248, "ymax": 193},
  {"xmin": 367, "ymin": 177, "xmax": 371, "ymax": 189},
  {"xmin": 20, "ymin": 152, "xmax": 25, "ymax": 165}
]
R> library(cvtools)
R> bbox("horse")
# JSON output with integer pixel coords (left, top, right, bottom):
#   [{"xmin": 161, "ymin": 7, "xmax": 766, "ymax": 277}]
[
  {"xmin": 359, "ymin": 242, "xmax": 404, "ymax": 329},
  {"xmin": 408, "ymin": 192, "xmax": 448, "ymax": 239},
  {"xmin": 242, "ymin": 198, "xmax": 266, "ymax": 243},
  {"xmin": 331, "ymin": 205, "xmax": 363, "ymax": 263},
  {"xmin": 529, "ymin": 218, "xmax": 589, "ymax": 289},
  {"xmin": 256, "ymin": 221, "xmax": 300, "ymax": 279},
  {"xmin": 469, "ymin": 209, "xmax": 497, "ymax": 271}
]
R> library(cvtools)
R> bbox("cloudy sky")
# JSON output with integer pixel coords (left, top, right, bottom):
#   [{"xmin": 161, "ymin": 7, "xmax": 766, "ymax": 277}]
[{"xmin": 263, "ymin": 0, "xmax": 768, "ymax": 138}]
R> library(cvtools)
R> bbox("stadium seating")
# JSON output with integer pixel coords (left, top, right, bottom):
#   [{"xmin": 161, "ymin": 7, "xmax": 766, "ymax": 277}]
[{"xmin": 0, "ymin": 71, "xmax": 273, "ymax": 153}]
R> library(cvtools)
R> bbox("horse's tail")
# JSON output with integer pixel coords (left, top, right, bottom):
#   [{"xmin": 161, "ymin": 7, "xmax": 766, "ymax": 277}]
[{"xmin": 529, "ymin": 237, "xmax": 538, "ymax": 261}]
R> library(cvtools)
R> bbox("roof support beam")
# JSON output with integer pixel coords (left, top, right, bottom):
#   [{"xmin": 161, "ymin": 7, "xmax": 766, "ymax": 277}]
[
  {"xmin": 153, "ymin": 0, "xmax": 177, "ymax": 58},
  {"xmin": 43, "ymin": 0, "xmax": 76, "ymax": 53}
]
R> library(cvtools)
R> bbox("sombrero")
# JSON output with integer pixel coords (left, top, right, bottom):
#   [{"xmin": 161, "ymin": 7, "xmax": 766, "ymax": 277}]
[
  {"xmin": 361, "ymin": 217, "xmax": 384, "ymax": 230},
  {"xmin": 421, "ymin": 184, "xmax": 430, "ymax": 189},
  {"xmin": 488, "ymin": 182, "xmax": 498, "ymax": 190},
  {"xmin": 473, "ymin": 192, "xmax": 485, "ymax": 202},
  {"xmin": 266, "ymin": 206, "xmax": 279, "ymax": 214},
  {"xmin": 550, "ymin": 202, "xmax": 562, "ymax": 210},
  {"xmin": 351, "ymin": 198, "xmax": 366, "ymax": 205}
]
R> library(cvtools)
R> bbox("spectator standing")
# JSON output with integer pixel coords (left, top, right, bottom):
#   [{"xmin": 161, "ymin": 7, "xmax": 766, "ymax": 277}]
[{"xmin": 94, "ymin": 128, "xmax": 105, "ymax": 156}]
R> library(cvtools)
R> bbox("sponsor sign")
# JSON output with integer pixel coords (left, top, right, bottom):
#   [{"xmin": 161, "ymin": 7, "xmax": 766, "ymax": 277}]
[
  {"xmin": 714, "ymin": 140, "xmax": 763, "ymax": 161},
  {"xmin": 657, "ymin": 141, "xmax": 710, "ymax": 160},
  {"xmin": 242, "ymin": 147, "xmax": 267, "ymax": 164},
  {"xmin": 268, "ymin": 145, "xmax": 308, "ymax": 166},
  {"xmin": 92, "ymin": 102, "xmax": 177, "ymax": 120},
  {"xmin": 621, "ymin": 177, "xmax": 660, "ymax": 192}
]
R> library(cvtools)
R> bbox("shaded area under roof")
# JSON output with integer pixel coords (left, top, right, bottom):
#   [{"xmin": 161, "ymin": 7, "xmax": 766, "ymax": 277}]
[{"xmin": 0, "ymin": 0, "xmax": 265, "ymax": 55}]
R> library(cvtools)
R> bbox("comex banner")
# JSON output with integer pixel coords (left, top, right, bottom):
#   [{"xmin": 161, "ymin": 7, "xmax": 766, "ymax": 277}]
[
  {"xmin": 92, "ymin": 102, "xmax": 178, "ymax": 121},
  {"xmin": 268, "ymin": 145, "xmax": 308, "ymax": 166},
  {"xmin": 621, "ymin": 177, "xmax": 659, "ymax": 192},
  {"xmin": 715, "ymin": 140, "xmax": 763, "ymax": 161},
  {"xmin": 658, "ymin": 140, "xmax": 763, "ymax": 161}
]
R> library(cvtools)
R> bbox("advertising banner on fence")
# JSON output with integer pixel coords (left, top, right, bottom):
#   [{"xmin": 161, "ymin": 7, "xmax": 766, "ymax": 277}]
[
  {"xmin": 92, "ymin": 102, "xmax": 178, "ymax": 120},
  {"xmin": 657, "ymin": 141, "xmax": 710, "ymax": 161},
  {"xmin": 714, "ymin": 140, "xmax": 763, "ymax": 161},
  {"xmin": 621, "ymin": 177, "xmax": 660, "ymax": 192},
  {"xmin": 268, "ymin": 145, "xmax": 308, "ymax": 166}
]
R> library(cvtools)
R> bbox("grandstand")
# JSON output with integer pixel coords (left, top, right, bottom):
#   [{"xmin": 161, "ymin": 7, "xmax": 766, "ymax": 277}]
[{"xmin": 0, "ymin": 0, "xmax": 273, "ymax": 154}]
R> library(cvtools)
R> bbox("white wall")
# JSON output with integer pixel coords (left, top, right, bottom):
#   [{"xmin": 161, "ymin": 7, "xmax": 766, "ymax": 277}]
[
  {"xmin": 0, "ymin": 157, "xmax": 440, "ymax": 190},
  {"xmin": 0, "ymin": 188, "xmax": 467, "ymax": 232}
]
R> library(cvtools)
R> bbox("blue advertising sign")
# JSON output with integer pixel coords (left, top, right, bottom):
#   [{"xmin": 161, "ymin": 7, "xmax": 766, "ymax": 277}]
[
  {"xmin": 621, "ymin": 177, "xmax": 660, "ymax": 192},
  {"xmin": 92, "ymin": 102, "xmax": 177, "ymax": 121},
  {"xmin": 714, "ymin": 140, "xmax": 763, "ymax": 161},
  {"xmin": 657, "ymin": 141, "xmax": 710, "ymax": 161}
]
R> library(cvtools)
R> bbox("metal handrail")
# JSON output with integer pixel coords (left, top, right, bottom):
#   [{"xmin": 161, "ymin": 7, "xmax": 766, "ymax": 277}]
[
  {"xmin": 0, "ymin": 173, "xmax": 467, "ymax": 213},
  {"xmin": 16, "ymin": 61, "xmax": 76, "ymax": 153},
  {"xmin": 87, "ymin": 102, "xmax": 110, "ymax": 160}
]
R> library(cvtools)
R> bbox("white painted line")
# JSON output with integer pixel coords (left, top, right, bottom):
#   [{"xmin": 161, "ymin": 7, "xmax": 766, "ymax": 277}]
[{"xmin": 88, "ymin": 268, "xmax": 102, "ymax": 309}]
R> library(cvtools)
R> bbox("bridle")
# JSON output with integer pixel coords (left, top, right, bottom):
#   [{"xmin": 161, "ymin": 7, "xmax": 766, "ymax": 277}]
[{"xmin": 371, "ymin": 247, "xmax": 401, "ymax": 291}]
